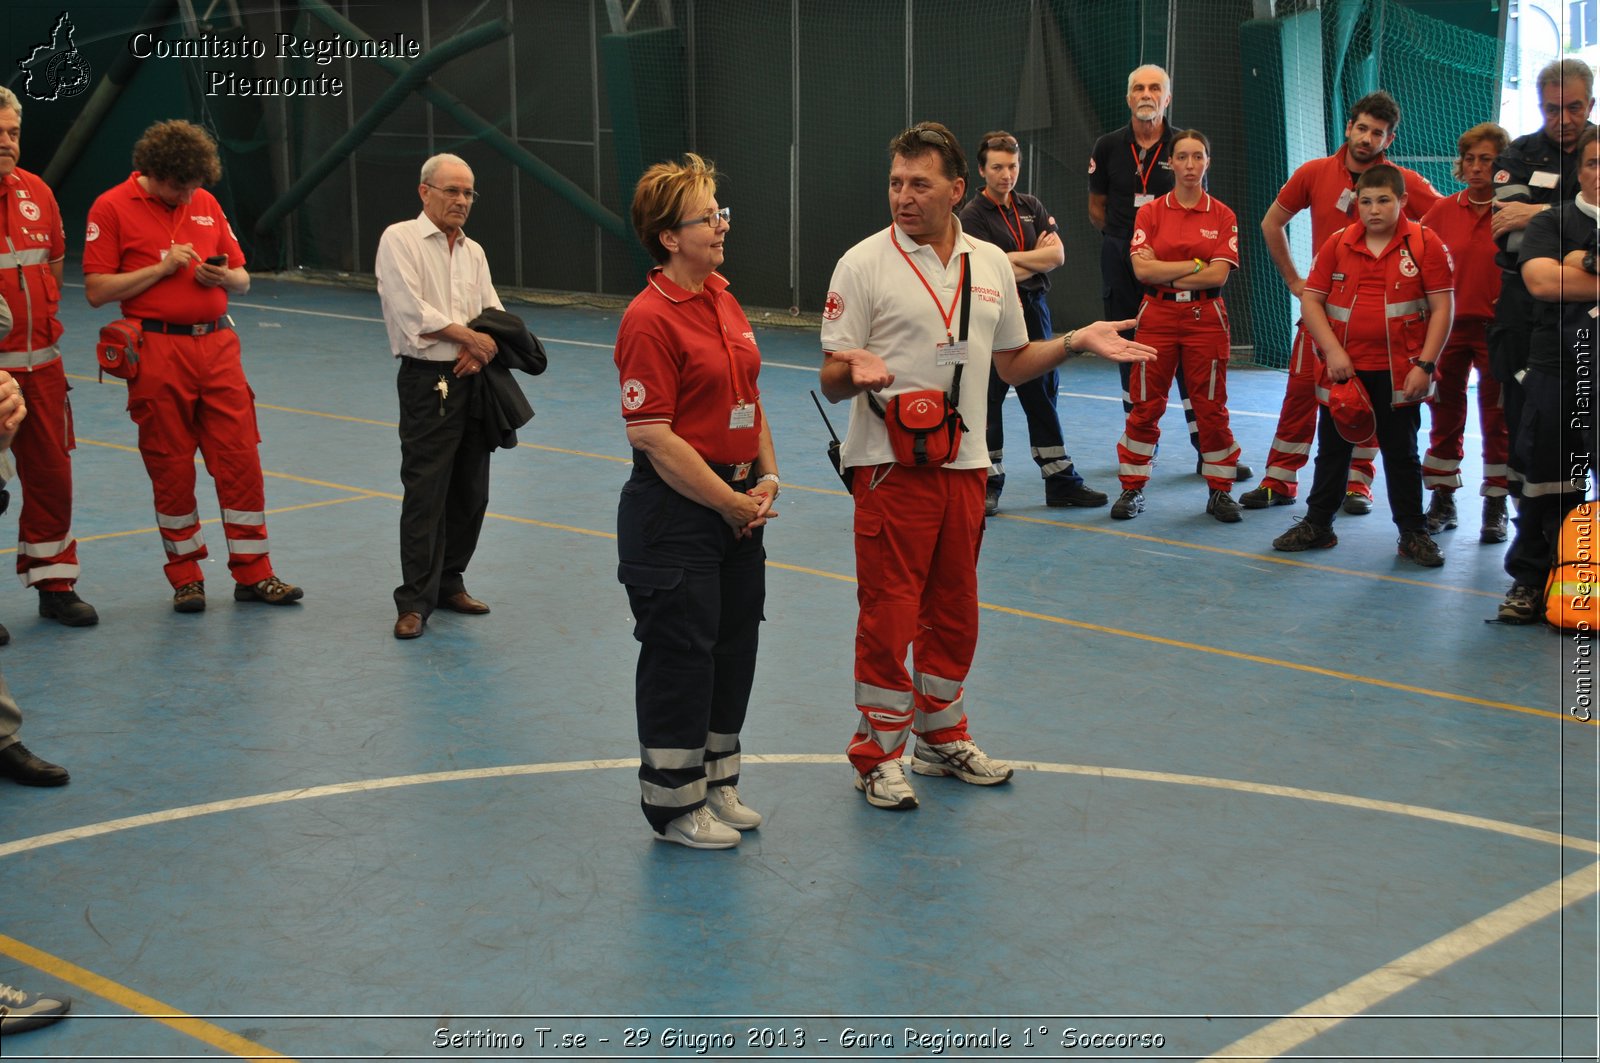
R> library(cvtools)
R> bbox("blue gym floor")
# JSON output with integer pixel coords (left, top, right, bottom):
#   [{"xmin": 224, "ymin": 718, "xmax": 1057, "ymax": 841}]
[{"xmin": 0, "ymin": 275, "xmax": 1594, "ymax": 1062}]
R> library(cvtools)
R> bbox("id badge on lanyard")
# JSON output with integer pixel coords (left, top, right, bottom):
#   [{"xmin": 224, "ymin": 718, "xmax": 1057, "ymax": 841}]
[
  {"xmin": 1337, "ymin": 187, "xmax": 1355, "ymax": 213},
  {"xmin": 936, "ymin": 338, "xmax": 969, "ymax": 366},
  {"xmin": 728, "ymin": 402, "xmax": 756, "ymax": 430}
]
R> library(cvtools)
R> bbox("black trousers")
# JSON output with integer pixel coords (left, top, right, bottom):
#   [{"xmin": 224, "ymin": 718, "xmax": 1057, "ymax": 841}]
[
  {"xmin": 618, "ymin": 465, "xmax": 765, "ymax": 833},
  {"xmin": 1505, "ymin": 367, "xmax": 1595, "ymax": 588},
  {"xmin": 394, "ymin": 360, "xmax": 491, "ymax": 616},
  {"xmin": 985, "ymin": 288, "xmax": 1084, "ymax": 492},
  {"xmin": 1305, "ymin": 369, "xmax": 1424, "ymax": 531}
]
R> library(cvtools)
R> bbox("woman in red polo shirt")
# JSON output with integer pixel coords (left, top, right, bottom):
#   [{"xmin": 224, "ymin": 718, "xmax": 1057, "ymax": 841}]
[
  {"xmin": 1113, "ymin": 129, "xmax": 1244, "ymax": 523},
  {"xmin": 612, "ymin": 154, "xmax": 779, "ymax": 850},
  {"xmin": 1419, "ymin": 122, "xmax": 1511, "ymax": 542}
]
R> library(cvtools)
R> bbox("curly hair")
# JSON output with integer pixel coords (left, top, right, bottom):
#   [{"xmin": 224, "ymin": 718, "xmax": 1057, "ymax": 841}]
[
  {"xmin": 631, "ymin": 153, "xmax": 719, "ymax": 265},
  {"xmin": 132, "ymin": 120, "xmax": 222, "ymax": 186}
]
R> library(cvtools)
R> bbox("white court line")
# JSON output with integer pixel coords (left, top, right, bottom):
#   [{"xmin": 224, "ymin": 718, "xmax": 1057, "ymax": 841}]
[
  {"xmin": 3, "ymin": 755, "xmax": 1592, "ymax": 860},
  {"xmin": 1200, "ymin": 861, "xmax": 1600, "ymax": 1062}
]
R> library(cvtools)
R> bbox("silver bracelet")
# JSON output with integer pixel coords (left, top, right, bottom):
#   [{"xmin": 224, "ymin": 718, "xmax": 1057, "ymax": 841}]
[{"xmin": 757, "ymin": 473, "xmax": 780, "ymax": 486}]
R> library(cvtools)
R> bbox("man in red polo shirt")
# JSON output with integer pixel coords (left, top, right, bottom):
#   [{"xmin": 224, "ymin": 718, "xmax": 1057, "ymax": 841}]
[
  {"xmin": 84, "ymin": 120, "xmax": 302, "ymax": 613},
  {"xmin": 0, "ymin": 86, "xmax": 97, "ymax": 633},
  {"xmin": 1246, "ymin": 91, "xmax": 1439, "ymax": 516}
]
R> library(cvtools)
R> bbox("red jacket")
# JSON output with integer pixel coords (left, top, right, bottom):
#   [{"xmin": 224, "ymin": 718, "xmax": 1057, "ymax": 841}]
[
  {"xmin": 0, "ymin": 167, "xmax": 65, "ymax": 368},
  {"xmin": 1306, "ymin": 215, "xmax": 1454, "ymax": 407}
]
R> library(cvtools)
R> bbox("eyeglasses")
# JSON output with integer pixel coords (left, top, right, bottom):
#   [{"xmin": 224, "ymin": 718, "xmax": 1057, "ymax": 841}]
[
  {"xmin": 671, "ymin": 206, "xmax": 731, "ymax": 229},
  {"xmin": 984, "ymin": 136, "xmax": 1018, "ymax": 151},
  {"xmin": 905, "ymin": 126, "xmax": 948, "ymax": 147},
  {"xmin": 424, "ymin": 183, "xmax": 480, "ymax": 202}
]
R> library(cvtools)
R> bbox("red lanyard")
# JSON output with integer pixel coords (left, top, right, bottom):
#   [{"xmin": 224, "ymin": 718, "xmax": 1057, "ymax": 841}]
[
  {"xmin": 890, "ymin": 229, "xmax": 966, "ymax": 343},
  {"xmin": 983, "ymin": 189, "xmax": 1027, "ymax": 251},
  {"xmin": 1130, "ymin": 141, "xmax": 1164, "ymax": 195}
]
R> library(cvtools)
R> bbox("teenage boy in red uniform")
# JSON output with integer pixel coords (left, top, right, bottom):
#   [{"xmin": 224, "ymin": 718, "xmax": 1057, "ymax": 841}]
[
  {"xmin": 1271, "ymin": 164, "xmax": 1454, "ymax": 566},
  {"xmin": 84, "ymin": 120, "xmax": 302, "ymax": 612}
]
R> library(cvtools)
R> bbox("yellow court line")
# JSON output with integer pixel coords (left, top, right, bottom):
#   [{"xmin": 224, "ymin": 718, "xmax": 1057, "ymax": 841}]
[
  {"xmin": 72, "ymin": 439, "xmax": 1564, "ymax": 726},
  {"xmin": 983, "ymin": 601, "xmax": 1576, "ymax": 724},
  {"xmin": 72, "ymin": 376, "xmax": 1496, "ymax": 585},
  {"xmin": 68, "ymin": 446, "xmax": 1557, "ymax": 724},
  {"xmin": 1000, "ymin": 511, "xmax": 1504, "ymax": 597},
  {"xmin": 0, "ymin": 933, "xmax": 297, "ymax": 1061},
  {"xmin": 0, "ymin": 497, "xmax": 376, "ymax": 556}
]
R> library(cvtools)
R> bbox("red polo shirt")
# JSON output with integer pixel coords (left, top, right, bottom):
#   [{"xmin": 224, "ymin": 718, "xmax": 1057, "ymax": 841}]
[
  {"xmin": 1276, "ymin": 146, "xmax": 1441, "ymax": 247},
  {"xmin": 1306, "ymin": 215, "xmax": 1453, "ymax": 370},
  {"xmin": 614, "ymin": 268, "xmax": 763, "ymax": 464},
  {"xmin": 1420, "ymin": 192, "xmax": 1500, "ymax": 322},
  {"xmin": 0, "ymin": 167, "xmax": 66, "ymax": 352},
  {"xmin": 1129, "ymin": 191, "xmax": 1239, "ymax": 293},
  {"xmin": 82, "ymin": 172, "xmax": 245, "ymax": 323}
]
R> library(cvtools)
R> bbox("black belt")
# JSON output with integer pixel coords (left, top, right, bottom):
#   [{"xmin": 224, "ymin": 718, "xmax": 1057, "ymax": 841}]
[
  {"xmin": 1146, "ymin": 287, "xmax": 1221, "ymax": 302},
  {"xmin": 632, "ymin": 449, "xmax": 754, "ymax": 484},
  {"xmin": 142, "ymin": 316, "xmax": 233, "ymax": 335},
  {"xmin": 398, "ymin": 355, "xmax": 456, "ymax": 370}
]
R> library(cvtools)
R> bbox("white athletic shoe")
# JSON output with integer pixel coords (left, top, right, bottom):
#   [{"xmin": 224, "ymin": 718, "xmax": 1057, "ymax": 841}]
[
  {"xmin": 705, "ymin": 784, "xmax": 762, "ymax": 830},
  {"xmin": 911, "ymin": 738, "xmax": 1014, "ymax": 785},
  {"xmin": 655, "ymin": 805, "xmax": 740, "ymax": 849},
  {"xmin": 854, "ymin": 760, "xmax": 919, "ymax": 810}
]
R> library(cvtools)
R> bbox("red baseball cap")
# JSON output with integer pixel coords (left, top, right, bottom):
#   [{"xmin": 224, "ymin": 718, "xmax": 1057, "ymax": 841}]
[{"xmin": 1325, "ymin": 376, "xmax": 1376, "ymax": 444}]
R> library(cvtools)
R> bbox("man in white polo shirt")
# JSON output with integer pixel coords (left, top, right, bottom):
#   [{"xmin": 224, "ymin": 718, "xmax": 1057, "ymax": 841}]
[{"xmin": 820, "ymin": 121, "xmax": 1153, "ymax": 811}]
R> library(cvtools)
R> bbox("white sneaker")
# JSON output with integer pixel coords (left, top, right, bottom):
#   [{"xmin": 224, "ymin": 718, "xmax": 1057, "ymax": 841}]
[
  {"xmin": 854, "ymin": 760, "xmax": 918, "ymax": 810},
  {"xmin": 655, "ymin": 805, "xmax": 740, "ymax": 849},
  {"xmin": 705, "ymin": 784, "xmax": 762, "ymax": 830},
  {"xmin": 0, "ymin": 982, "xmax": 71, "ymax": 1034},
  {"xmin": 911, "ymin": 738, "xmax": 1014, "ymax": 785}
]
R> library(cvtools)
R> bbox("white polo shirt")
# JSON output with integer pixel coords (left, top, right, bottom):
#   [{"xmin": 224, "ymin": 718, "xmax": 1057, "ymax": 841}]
[{"xmin": 821, "ymin": 220, "xmax": 1028, "ymax": 470}]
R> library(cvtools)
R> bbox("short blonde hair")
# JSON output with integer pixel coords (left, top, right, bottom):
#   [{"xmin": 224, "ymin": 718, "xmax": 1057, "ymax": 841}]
[
  {"xmin": 1452, "ymin": 122, "xmax": 1509, "ymax": 181},
  {"xmin": 631, "ymin": 153, "xmax": 718, "ymax": 265}
]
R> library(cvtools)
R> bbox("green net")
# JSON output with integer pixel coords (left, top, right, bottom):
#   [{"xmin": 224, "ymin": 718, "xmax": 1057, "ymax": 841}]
[{"xmin": 117, "ymin": 0, "xmax": 1498, "ymax": 355}]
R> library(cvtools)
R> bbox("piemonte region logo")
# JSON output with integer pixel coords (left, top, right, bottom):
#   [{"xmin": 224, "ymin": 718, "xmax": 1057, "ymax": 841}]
[{"xmin": 17, "ymin": 12, "xmax": 93, "ymax": 101}]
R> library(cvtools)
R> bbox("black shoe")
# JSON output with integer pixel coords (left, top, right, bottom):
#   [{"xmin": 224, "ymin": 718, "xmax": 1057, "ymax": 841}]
[
  {"xmin": 984, "ymin": 485, "xmax": 1001, "ymax": 516},
  {"xmin": 38, "ymin": 589, "xmax": 99, "ymax": 628},
  {"xmin": 1046, "ymin": 481, "xmax": 1109, "ymax": 508},
  {"xmin": 1207, "ymin": 489, "xmax": 1243, "ymax": 523},
  {"xmin": 0, "ymin": 742, "xmax": 69, "ymax": 786},
  {"xmin": 1342, "ymin": 491, "xmax": 1373, "ymax": 516},
  {"xmin": 1424, "ymin": 490, "xmax": 1458, "ymax": 534},
  {"xmin": 1110, "ymin": 489, "xmax": 1144, "ymax": 520},
  {"xmin": 1240, "ymin": 485, "xmax": 1295, "ymax": 509},
  {"xmin": 1397, "ymin": 529, "xmax": 1445, "ymax": 568},
  {"xmin": 0, "ymin": 621, "xmax": 9, "ymax": 647},
  {"xmin": 1481, "ymin": 496, "xmax": 1509, "ymax": 544},
  {"xmin": 1273, "ymin": 518, "xmax": 1338, "ymax": 552},
  {"xmin": 1197, "ymin": 457, "xmax": 1255, "ymax": 481}
]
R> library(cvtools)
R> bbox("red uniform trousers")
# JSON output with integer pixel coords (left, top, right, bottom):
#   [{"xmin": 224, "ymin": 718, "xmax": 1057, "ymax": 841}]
[
  {"xmin": 125, "ymin": 329, "xmax": 273, "ymax": 588},
  {"xmin": 846, "ymin": 463, "xmax": 983, "ymax": 774},
  {"xmin": 9, "ymin": 359, "xmax": 80, "ymax": 590},
  {"xmin": 1116, "ymin": 297, "xmax": 1240, "ymax": 491},
  {"xmin": 1260, "ymin": 324, "xmax": 1378, "ymax": 498},
  {"xmin": 1421, "ymin": 320, "xmax": 1507, "ymax": 497}
]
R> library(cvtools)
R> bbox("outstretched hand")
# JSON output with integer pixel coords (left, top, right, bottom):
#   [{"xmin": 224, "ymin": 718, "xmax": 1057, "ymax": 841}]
[{"xmin": 1070, "ymin": 320, "xmax": 1156, "ymax": 363}]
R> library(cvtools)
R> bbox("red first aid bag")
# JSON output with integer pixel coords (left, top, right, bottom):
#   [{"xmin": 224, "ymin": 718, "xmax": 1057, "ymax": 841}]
[
  {"xmin": 96, "ymin": 319, "xmax": 143, "ymax": 381},
  {"xmin": 872, "ymin": 385, "xmax": 967, "ymax": 467}
]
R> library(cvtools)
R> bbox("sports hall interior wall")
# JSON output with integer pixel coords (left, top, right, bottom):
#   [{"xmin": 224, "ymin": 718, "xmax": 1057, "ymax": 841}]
[{"xmin": 10, "ymin": 0, "xmax": 1501, "ymax": 366}]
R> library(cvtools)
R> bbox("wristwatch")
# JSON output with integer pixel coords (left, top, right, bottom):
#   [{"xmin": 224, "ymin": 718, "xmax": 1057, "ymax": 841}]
[
  {"xmin": 1408, "ymin": 356, "xmax": 1436, "ymax": 375},
  {"xmin": 1583, "ymin": 251, "xmax": 1596, "ymax": 275}
]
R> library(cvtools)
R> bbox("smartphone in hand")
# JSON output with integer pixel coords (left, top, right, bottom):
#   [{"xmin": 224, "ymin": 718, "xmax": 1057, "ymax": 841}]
[{"xmin": 204, "ymin": 254, "xmax": 227, "ymax": 266}]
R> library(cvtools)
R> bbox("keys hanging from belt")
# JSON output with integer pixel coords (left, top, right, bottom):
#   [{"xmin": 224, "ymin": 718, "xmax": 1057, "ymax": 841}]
[{"xmin": 435, "ymin": 375, "xmax": 449, "ymax": 415}]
